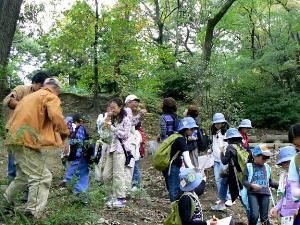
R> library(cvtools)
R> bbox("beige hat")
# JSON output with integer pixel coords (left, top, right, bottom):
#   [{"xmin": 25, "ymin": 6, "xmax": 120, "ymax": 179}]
[
  {"xmin": 125, "ymin": 94, "xmax": 140, "ymax": 104},
  {"xmin": 44, "ymin": 77, "xmax": 61, "ymax": 88}
]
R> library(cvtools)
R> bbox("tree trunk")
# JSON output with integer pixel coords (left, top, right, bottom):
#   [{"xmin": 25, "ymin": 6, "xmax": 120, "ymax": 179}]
[
  {"xmin": 0, "ymin": 0, "xmax": 23, "ymax": 100},
  {"xmin": 202, "ymin": 0, "xmax": 236, "ymax": 66},
  {"xmin": 93, "ymin": 0, "xmax": 100, "ymax": 98},
  {"xmin": 0, "ymin": 0, "xmax": 23, "ymax": 129}
]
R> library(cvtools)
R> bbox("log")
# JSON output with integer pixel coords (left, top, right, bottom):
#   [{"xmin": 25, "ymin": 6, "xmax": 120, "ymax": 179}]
[{"xmin": 249, "ymin": 134, "xmax": 288, "ymax": 143}]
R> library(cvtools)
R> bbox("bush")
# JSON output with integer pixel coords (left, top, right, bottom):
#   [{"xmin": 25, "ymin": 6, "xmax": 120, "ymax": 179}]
[{"xmin": 239, "ymin": 88, "xmax": 299, "ymax": 129}]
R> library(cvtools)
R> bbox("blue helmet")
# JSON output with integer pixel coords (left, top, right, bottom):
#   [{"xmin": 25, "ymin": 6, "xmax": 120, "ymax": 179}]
[
  {"xmin": 177, "ymin": 117, "xmax": 198, "ymax": 132},
  {"xmin": 224, "ymin": 128, "xmax": 242, "ymax": 140},
  {"xmin": 276, "ymin": 146, "xmax": 296, "ymax": 165},
  {"xmin": 212, "ymin": 113, "xmax": 227, "ymax": 124}
]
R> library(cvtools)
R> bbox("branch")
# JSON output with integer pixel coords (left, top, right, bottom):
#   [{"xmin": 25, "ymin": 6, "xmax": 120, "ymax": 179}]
[{"xmin": 184, "ymin": 27, "xmax": 194, "ymax": 56}]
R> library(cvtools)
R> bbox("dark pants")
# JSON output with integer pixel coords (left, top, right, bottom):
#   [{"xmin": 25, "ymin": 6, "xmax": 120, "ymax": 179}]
[
  {"xmin": 248, "ymin": 193, "xmax": 270, "ymax": 225},
  {"xmin": 8, "ymin": 152, "xmax": 16, "ymax": 183},
  {"xmin": 163, "ymin": 164, "xmax": 180, "ymax": 202}
]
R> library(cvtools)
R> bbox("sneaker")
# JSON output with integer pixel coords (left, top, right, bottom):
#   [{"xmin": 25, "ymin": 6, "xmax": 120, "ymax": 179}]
[
  {"xmin": 211, "ymin": 203, "xmax": 226, "ymax": 211},
  {"xmin": 111, "ymin": 199, "xmax": 126, "ymax": 208},
  {"xmin": 225, "ymin": 200, "xmax": 233, "ymax": 207}
]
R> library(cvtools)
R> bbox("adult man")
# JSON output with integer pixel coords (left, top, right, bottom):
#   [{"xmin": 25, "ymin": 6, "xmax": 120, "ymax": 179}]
[
  {"xmin": 3, "ymin": 71, "xmax": 49, "ymax": 182},
  {"xmin": 4, "ymin": 77, "xmax": 69, "ymax": 218}
]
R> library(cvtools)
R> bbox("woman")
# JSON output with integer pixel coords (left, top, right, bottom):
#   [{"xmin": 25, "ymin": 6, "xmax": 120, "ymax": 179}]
[{"xmin": 102, "ymin": 98, "xmax": 131, "ymax": 208}]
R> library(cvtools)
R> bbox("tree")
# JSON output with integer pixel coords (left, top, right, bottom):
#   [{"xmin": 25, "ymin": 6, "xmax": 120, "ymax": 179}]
[{"xmin": 0, "ymin": 0, "xmax": 23, "ymax": 101}]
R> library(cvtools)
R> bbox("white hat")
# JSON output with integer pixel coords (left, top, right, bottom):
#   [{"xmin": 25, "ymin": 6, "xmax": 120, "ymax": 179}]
[
  {"xmin": 125, "ymin": 94, "xmax": 140, "ymax": 104},
  {"xmin": 44, "ymin": 77, "xmax": 61, "ymax": 88}
]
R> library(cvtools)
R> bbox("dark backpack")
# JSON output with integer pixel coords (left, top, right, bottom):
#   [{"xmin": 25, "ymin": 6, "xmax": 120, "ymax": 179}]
[
  {"xmin": 163, "ymin": 114, "xmax": 179, "ymax": 137},
  {"xmin": 196, "ymin": 128, "xmax": 210, "ymax": 152},
  {"xmin": 68, "ymin": 125, "xmax": 93, "ymax": 162}
]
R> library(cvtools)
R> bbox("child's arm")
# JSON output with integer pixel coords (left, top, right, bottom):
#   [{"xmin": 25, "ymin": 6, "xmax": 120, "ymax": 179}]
[
  {"xmin": 242, "ymin": 166, "xmax": 261, "ymax": 191},
  {"xmin": 269, "ymin": 175, "xmax": 279, "ymax": 189},
  {"xmin": 220, "ymin": 146, "xmax": 230, "ymax": 165},
  {"xmin": 270, "ymin": 198, "xmax": 283, "ymax": 218}
]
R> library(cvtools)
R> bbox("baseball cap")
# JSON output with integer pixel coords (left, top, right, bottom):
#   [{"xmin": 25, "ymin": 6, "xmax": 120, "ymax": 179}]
[
  {"xmin": 125, "ymin": 94, "xmax": 140, "ymax": 104},
  {"xmin": 44, "ymin": 77, "xmax": 61, "ymax": 88}
]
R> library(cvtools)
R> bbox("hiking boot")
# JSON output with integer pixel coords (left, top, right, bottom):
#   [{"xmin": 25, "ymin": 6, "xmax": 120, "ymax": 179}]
[
  {"xmin": 225, "ymin": 200, "xmax": 233, "ymax": 207},
  {"xmin": 211, "ymin": 203, "xmax": 226, "ymax": 211}
]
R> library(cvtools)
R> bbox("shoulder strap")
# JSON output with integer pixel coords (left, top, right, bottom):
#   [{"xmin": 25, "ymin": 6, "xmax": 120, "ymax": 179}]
[
  {"xmin": 247, "ymin": 163, "xmax": 254, "ymax": 183},
  {"xmin": 180, "ymin": 192, "xmax": 198, "ymax": 218},
  {"xmin": 264, "ymin": 163, "xmax": 271, "ymax": 180}
]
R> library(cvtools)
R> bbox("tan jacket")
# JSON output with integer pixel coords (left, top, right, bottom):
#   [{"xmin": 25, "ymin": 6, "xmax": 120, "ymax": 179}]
[
  {"xmin": 6, "ymin": 87, "xmax": 69, "ymax": 150},
  {"xmin": 3, "ymin": 85, "xmax": 34, "ymax": 126}
]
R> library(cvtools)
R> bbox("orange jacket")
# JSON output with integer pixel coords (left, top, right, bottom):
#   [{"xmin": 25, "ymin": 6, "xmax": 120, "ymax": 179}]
[{"xmin": 6, "ymin": 87, "xmax": 69, "ymax": 150}]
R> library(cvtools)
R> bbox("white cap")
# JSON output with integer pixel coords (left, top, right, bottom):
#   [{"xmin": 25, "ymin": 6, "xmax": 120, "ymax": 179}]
[
  {"xmin": 125, "ymin": 94, "xmax": 140, "ymax": 104},
  {"xmin": 44, "ymin": 77, "xmax": 61, "ymax": 88}
]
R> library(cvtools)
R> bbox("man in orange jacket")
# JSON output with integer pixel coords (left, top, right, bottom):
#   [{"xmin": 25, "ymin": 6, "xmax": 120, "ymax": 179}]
[
  {"xmin": 4, "ymin": 77, "xmax": 69, "ymax": 218},
  {"xmin": 3, "ymin": 71, "xmax": 49, "ymax": 182}
]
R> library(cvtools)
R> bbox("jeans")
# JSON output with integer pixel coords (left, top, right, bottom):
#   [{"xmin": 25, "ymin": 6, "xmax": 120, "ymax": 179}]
[
  {"xmin": 64, "ymin": 156, "xmax": 89, "ymax": 193},
  {"xmin": 132, "ymin": 160, "xmax": 141, "ymax": 187},
  {"xmin": 214, "ymin": 161, "xmax": 231, "ymax": 201},
  {"xmin": 248, "ymin": 194, "xmax": 270, "ymax": 225},
  {"xmin": 163, "ymin": 164, "xmax": 180, "ymax": 202},
  {"xmin": 8, "ymin": 152, "xmax": 16, "ymax": 183},
  {"xmin": 219, "ymin": 176, "xmax": 229, "ymax": 201}
]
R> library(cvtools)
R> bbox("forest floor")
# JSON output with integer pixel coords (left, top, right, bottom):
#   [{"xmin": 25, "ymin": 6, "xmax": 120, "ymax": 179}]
[{"xmin": 0, "ymin": 94, "xmax": 284, "ymax": 225}]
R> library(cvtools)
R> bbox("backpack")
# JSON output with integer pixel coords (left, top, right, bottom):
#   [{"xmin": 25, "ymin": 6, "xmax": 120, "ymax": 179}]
[
  {"xmin": 163, "ymin": 192, "xmax": 197, "ymax": 225},
  {"xmin": 163, "ymin": 114, "xmax": 179, "ymax": 138},
  {"xmin": 235, "ymin": 144, "xmax": 250, "ymax": 183},
  {"xmin": 68, "ymin": 125, "xmax": 92, "ymax": 162},
  {"xmin": 294, "ymin": 154, "xmax": 300, "ymax": 175},
  {"xmin": 153, "ymin": 133, "xmax": 182, "ymax": 172},
  {"xmin": 196, "ymin": 128, "xmax": 210, "ymax": 152}
]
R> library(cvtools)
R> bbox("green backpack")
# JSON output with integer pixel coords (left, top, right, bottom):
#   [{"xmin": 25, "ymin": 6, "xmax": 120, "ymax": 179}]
[
  {"xmin": 153, "ymin": 133, "xmax": 182, "ymax": 171},
  {"xmin": 164, "ymin": 192, "xmax": 196, "ymax": 225}
]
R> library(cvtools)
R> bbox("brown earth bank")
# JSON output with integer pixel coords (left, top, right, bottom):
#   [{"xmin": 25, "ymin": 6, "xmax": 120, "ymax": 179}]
[{"xmin": 0, "ymin": 93, "xmax": 286, "ymax": 225}]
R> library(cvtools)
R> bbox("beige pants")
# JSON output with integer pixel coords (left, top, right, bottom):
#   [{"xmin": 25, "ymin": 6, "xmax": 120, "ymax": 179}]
[
  {"xmin": 4, "ymin": 146, "xmax": 52, "ymax": 218},
  {"xmin": 102, "ymin": 151, "xmax": 126, "ymax": 198},
  {"xmin": 125, "ymin": 164, "xmax": 135, "ymax": 191}
]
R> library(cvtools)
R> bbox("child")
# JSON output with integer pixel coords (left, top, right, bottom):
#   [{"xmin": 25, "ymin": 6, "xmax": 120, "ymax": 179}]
[
  {"xmin": 238, "ymin": 119, "xmax": 252, "ymax": 151},
  {"xmin": 287, "ymin": 123, "xmax": 300, "ymax": 223},
  {"xmin": 159, "ymin": 97, "xmax": 179, "ymax": 141},
  {"xmin": 212, "ymin": 128, "xmax": 248, "ymax": 210},
  {"xmin": 243, "ymin": 144, "xmax": 278, "ymax": 225},
  {"xmin": 163, "ymin": 117, "xmax": 197, "ymax": 202},
  {"xmin": 61, "ymin": 114, "xmax": 90, "ymax": 205},
  {"xmin": 269, "ymin": 146, "xmax": 299, "ymax": 223},
  {"xmin": 210, "ymin": 113, "xmax": 231, "ymax": 209},
  {"xmin": 177, "ymin": 168, "xmax": 217, "ymax": 225}
]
